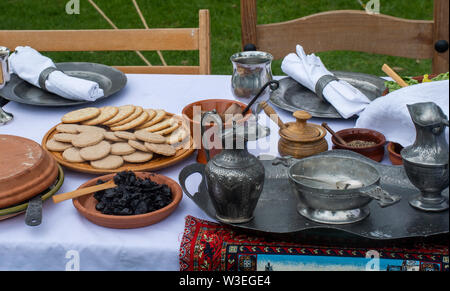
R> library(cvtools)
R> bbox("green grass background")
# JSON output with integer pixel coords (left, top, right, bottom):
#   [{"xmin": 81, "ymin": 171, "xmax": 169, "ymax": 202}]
[{"xmin": 0, "ymin": 0, "xmax": 434, "ymax": 76}]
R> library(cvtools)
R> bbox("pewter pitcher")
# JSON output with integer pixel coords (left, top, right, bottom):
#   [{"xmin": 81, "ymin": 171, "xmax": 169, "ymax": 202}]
[
  {"xmin": 401, "ymin": 102, "xmax": 449, "ymax": 212},
  {"xmin": 179, "ymin": 112, "xmax": 269, "ymax": 224},
  {"xmin": 231, "ymin": 51, "xmax": 273, "ymax": 100}
]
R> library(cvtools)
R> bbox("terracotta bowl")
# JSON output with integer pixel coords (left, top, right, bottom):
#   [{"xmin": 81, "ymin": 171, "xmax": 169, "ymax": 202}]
[
  {"xmin": 181, "ymin": 99, "xmax": 252, "ymax": 164},
  {"xmin": 0, "ymin": 135, "xmax": 59, "ymax": 208},
  {"xmin": 73, "ymin": 172, "xmax": 182, "ymax": 229},
  {"xmin": 331, "ymin": 128, "xmax": 386, "ymax": 162},
  {"xmin": 387, "ymin": 142, "xmax": 404, "ymax": 165}
]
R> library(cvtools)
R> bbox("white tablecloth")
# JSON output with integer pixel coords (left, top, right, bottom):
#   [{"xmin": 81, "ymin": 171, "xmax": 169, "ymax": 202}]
[{"xmin": 0, "ymin": 74, "xmax": 385, "ymax": 270}]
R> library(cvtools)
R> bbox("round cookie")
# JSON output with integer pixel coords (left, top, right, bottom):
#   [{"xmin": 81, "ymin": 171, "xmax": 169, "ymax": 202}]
[
  {"xmin": 62, "ymin": 147, "xmax": 85, "ymax": 163},
  {"xmin": 123, "ymin": 151, "xmax": 153, "ymax": 163},
  {"xmin": 111, "ymin": 142, "xmax": 136, "ymax": 155},
  {"xmin": 136, "ymin": 109, "xmax": 166, "ymax": 129},
  {"xmin": 128, "ymin": 139, "xmax": 150, "ymax": 152},
  {"xmin": 145, "ymin": 142, "xmax": 176, "ymax": 156},
  {"xmin": 90, "ymin": 155, "xmax": 124, "ymax": 170},
  {"xmin": 109, "ymin": 106, "xmax": 143, "ymax": 127},
  {"xmin": 167, "ymin": 127, "xmax": 189, "ymax": 145},
  {"xmin": 153, "ymin": 121, "xmax": 181, "ymax": 136},
  {"xmin": 82, "ymin": 106, "xmax": 119, "ymax": 125},
  {"xmin": 104, "ymin": 131, "xmax": 125, "ymax": 142},
  {"xmin": 144, "ymin": 109, "xmax": 157, "ymax": 121},
  {"xmin": 79, "ymin": 141, "xmax": 111, "ymax": 161},
  {"xmin": 56, "ymin": 124, "xmax": 80, "ymax": 134},
  {"xmin": 61, "ymin": 107, "xmax": 101, "ymax": 124},
  {"xmin": 103, "ymin": 105, "xmax": 135, "ymax": 125},
  {"xmin": 53, "ymin": 133, "xmax": 78, "ymax": 143},
  {"xmin": 46, "ymin": 138, "xmax": 73, "ymax": 152},
  {"xmin": 110, "ymin": 111, "xmax": 149, "ymax": 131},
  {"xmin": 114, "ymin": 131, "xmax": 137, "ymax": 141},
  {"xmin": 134, "ymin": 130, "xmax": 166, "ymax": 144},
  {"xmin": 143, "ymin": 117, "xmax": 174, "ymax": 133},
  {"xmin": 72, "ymin": 131, "xmax": 104, "ymax": 148},
  {"xmin": 77, "ymin": 125, "xmax": 107, "ymax": 133}
]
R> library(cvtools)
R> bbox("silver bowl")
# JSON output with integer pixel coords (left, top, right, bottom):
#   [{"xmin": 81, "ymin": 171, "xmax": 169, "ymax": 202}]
[{"xmin": 288, "ymin": 156, "xmax": 401, "ymax": 224}]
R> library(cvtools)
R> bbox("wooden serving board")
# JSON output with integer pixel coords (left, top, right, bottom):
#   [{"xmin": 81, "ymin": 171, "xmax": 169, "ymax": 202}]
[{"xmin": 41, "ymin": 114, "xmax": 195, "ymax": 175}]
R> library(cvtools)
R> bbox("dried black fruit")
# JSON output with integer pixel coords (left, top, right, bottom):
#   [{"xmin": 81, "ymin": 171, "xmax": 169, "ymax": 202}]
[{"xmin": 94, "ymin": 171, "xmax": 173, "ymax": 216}]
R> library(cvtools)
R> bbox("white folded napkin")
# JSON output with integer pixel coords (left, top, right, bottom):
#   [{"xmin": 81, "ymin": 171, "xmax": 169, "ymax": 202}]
[
  {"xmin": 356, "ymin": 80, "xmax": 449, "ymax": 147},
  {"xmin": 9, "ymin": 46, "xmax": 104, "ymax": 101},
  {"xmin": 281, "ymin": 45, "xmax": 371, "ymax": 119}
]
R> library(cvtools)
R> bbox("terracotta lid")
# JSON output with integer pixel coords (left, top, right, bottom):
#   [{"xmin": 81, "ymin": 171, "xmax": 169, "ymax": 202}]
[
  {"xmin": 280, "ymin": 111, "xmax": 325, "ymax": 142},
  {"xmin": 0, "ymin": 135, "xmax": 58, "ymax": 208}
]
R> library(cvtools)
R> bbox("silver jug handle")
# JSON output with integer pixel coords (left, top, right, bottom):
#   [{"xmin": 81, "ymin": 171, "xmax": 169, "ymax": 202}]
[{"xmin": 360, "ymin": 186, "xmax": 401, "ymax": 208}]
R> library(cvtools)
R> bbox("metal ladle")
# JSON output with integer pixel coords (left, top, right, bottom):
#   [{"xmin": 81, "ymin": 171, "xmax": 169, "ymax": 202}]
[{"xmin": 291, "ymin": 174, "xmax": 364, "ymax": 190}]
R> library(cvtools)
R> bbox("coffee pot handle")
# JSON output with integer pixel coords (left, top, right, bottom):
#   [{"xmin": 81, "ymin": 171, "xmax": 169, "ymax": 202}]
[{"xmin": 178, "ymin": 163, "xmax": 206, "ymax": 201}]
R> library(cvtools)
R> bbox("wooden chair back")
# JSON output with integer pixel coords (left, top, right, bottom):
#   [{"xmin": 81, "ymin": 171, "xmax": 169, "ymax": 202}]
[
  {"xmin": 0, "ymin": 9, "xmax": 211, "ymax": 75},
  {"xmin": 240, "ymin": 0, "xmax": 449, "ymax": 74}
]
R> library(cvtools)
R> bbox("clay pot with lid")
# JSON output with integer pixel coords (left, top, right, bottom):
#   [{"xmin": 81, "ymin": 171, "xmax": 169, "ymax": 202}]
[{"xmin": 260, "ymin": 102, "xmax": 328, "ymax": 159}]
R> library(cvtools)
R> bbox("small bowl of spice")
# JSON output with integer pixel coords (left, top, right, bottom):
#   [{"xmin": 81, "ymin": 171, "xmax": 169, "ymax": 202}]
[
  {"xmin": 331, "ymin": 128, "xmax": 386, "ymax": 162},
  {"xmin": 73, "ymin": 171, "xmax": 182, "ymax": 229}
]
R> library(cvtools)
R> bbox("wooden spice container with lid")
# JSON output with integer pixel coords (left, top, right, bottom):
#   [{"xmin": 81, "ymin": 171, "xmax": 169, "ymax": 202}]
[{"xmin": 260, "ymin": 102, "xmax": 328, "ymax": 159}]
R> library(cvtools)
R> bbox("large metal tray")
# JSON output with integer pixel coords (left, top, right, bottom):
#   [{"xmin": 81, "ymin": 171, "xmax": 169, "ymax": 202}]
[
  {"xmin": 183, "ymin": 150, "xmax": 448, "ymax": 242},
  {"xmin": 0, "ymin": 62, "xmax": 127, "ymax": 106},
  {"xmin": 270, "ymin": 71, "xmax": 386, "ymax": 119}
]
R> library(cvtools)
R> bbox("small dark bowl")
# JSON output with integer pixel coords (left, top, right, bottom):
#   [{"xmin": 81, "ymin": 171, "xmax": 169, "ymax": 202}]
[
  {"xmin": 331, "ymin": 128, "xmax": 386, "ymax": 162},
  {"xmin": 387, "ymin": 142, "xmax": 404, "ymax": 165}
]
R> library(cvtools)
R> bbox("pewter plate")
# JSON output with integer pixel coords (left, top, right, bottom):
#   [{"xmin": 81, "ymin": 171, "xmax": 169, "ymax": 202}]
[
  {"xmin": 270, "ymin": 71, "xmax": 386, "ymax": 119},
  {"xmin": 0, "ymin": 62, "xmax": 127, "ymax": 106},
  {"xmin": 184, "ymin": 150, "xmax": 448, "ymax": 242}
]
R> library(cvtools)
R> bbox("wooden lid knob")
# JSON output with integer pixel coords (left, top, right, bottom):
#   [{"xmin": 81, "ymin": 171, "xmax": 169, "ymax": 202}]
[
  {"xmin": 282, "ymin": 110, "xmax": 320, "ymax": 141},
  {"xmin": 293, "ymin": 110, "xmax": 311, "ymax": 121}
]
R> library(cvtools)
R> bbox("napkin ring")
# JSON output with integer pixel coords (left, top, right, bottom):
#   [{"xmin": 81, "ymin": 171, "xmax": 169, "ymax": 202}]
[
  {"xmin": 315, "ymin": 75, "xmax": 339, "ymax": 102},
  {"xmin": 38, "ymin": 67, "xmax": 62, "ymax": 91}
]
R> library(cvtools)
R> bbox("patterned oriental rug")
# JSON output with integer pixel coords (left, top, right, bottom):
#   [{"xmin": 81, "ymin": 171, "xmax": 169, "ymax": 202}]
[{"xmin": 179, "ymin": 216, "xmax": 449, "ymax": 271}]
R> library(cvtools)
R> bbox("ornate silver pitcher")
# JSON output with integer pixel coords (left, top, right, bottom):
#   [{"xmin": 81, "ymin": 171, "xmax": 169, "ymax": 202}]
[
  {"xmin": 401, "ymin": 102, "xmax": 449, "ymax": 212},
  {"xmin": 179, "ymin": 111, "xmax": 269, "ymax": 224}
]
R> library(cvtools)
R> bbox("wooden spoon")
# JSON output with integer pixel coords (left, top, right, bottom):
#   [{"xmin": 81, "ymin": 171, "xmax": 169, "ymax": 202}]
[
  {"xmin": 321, "ymin": 122, "xmax": 348, "ymax": 146},
  {"xmin": 52, "ymin": 180, "xmax": 116, "ymax": 204},
  {"xmin": 382, "ymin": 64, "xmax": 409, "ymax": 88},
  {"xmin": 260, "ymin": 101, "xmax": 287, "ymax": 130}
]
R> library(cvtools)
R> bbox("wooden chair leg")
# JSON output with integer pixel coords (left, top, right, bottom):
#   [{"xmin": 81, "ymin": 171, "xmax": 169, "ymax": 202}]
[
  {"xmin": 432, "ymin": 0, "xmax": 449, "ymax": 74},
  {"xmin": 199, "ymin": 9, "xmax": 211, "ymax": 75},
  {"xmin": 240, "ymin": 0, "xmax": 258, "ymax": 50}
]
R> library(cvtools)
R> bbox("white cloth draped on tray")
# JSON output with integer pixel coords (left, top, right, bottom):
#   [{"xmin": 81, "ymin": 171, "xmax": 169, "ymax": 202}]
[
  {"xmin": 9, "ymin": 46, "xmax": 104, "ymax": 101},
  {"xmin": 356, "ymin": 80, "xmax": 449, "ymax": 147},
  {"xmin": 281, "ymin": 45, "xmax": 371, "ymax": 119}
]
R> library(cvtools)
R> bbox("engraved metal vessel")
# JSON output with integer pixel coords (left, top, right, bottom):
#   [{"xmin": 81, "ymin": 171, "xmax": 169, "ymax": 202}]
[
  {"xmin": 401, "ymin": 102, "xmax": 449, "ymax": 212},
  {"xmin": 179, "ymin": 111, "xmax": 269, "ymax": 224}
]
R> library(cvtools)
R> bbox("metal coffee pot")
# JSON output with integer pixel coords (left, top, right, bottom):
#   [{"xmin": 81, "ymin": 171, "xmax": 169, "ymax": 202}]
[
  {"xmin": 179, "ymin": 111, "xmax": 270, "ymax": 224},
  {"xmin": 401, "ymin": 102, "xmax": 449, "ymax": 212}
]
